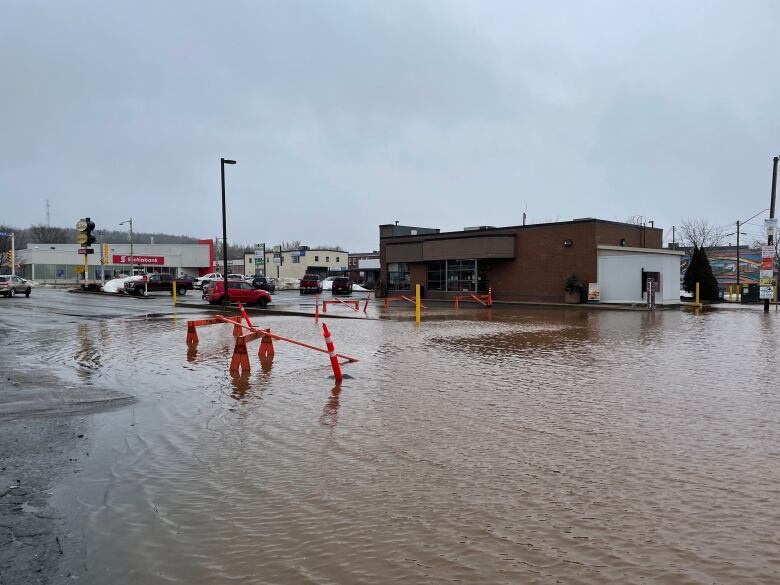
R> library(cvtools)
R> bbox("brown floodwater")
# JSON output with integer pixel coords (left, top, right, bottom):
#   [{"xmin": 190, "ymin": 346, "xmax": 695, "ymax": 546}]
[{"xmin": 29, "ymin": 299, "xmax": 780, "ymax": 583}]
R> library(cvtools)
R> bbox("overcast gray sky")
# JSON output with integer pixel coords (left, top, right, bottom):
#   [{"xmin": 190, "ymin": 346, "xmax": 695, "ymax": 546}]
[{"xmin": 2, "ymin": 0, "xmax": 779, "ymax": 250}]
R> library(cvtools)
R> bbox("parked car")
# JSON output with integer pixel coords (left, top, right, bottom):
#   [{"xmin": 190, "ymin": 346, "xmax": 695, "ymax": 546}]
[
  {"xmin": 248, "ymin": 276, "xmax": 276, "ymax": 293},
  {"xmin": 194, "ymin": 272, "xmax": 222, "ymax": 290},
  {"xmin": 205, "ymin": 281, "xmax": 272, "ymax": 307},
  {"xmin": 227, "ymin": 273, "xmax": 245, "ymax": 281},
  {"xmin": 299, "ymin": 274, "xmax": 323, "ymax": 294},
  {"xmin": 176, "ymin": 274, "xmax": 197, "ymax": 284},
  {"xmin": 331, "ymin": 276, "xmax": 353, "ymax": 295},
  {"xmin": 123, "ymin": 273, "xmax": 194, "ymax": 296},
  {"xmin": 0, "ymin": 275, "xmax": 31, "ymax": 298}
]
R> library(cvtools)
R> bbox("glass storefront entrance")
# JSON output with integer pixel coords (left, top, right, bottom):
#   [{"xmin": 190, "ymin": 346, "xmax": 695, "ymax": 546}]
[{"xmin": 427, "ymin": 260, "xmax": 489, "ymax": 292}]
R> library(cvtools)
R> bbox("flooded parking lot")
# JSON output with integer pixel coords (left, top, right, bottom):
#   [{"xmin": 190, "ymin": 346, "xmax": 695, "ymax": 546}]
[{"xmin": 2, "ymin": 289, "xmax": 780, "ymax": 584}]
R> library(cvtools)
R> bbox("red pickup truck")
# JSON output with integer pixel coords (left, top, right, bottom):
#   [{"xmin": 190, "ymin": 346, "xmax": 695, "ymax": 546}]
[{"xmin": 299, "ymin": 274, "xmax": 323, "ymax": 294}]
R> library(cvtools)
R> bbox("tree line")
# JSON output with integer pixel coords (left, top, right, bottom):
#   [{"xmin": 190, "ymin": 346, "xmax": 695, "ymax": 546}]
[{"xmin": 0, "ymin": 223, "xmax": 252, "ymax": 264}]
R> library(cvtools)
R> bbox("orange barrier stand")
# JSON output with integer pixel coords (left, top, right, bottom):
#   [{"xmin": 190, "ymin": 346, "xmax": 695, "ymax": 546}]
[
  {"xmin": 363, "ymin": 294, "xmax": 372, "ymax": 313},
  {"xmin": 322, "ymin": 297, "xmax": 360, "ymax": 313},
  {"xmin": 383, "ymin": 296, "xmax": 427, "ymax": 310},
  {"xmin": 186, "ymin": 316, "xmax": 241, "ymax": 345},
  {"xmin": 454, "ymin": 288, "xmax": 493, "ymax": 308},
  {"xmin": 314, "ymin": 293, "xmax": 320, "ymax": 322},
  {"xmin": 185, "ymin": 314, "xmax": 358, "ymax": 375},
  {"xmin": 223, "ymin": 318, "xmax": 358, "ymax": 375}
]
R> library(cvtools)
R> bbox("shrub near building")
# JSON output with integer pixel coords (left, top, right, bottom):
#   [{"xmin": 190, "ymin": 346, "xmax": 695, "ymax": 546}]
[{"xmin": 683, "ymin": 246, "xmax": 720, "ymax": 301}]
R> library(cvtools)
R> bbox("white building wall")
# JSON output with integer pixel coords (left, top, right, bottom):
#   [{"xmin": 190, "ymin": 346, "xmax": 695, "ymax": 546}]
[
  {"xmin": 263, "ymin": 249, "xmax": 349, "ymax": 280},
  {"xmin": 597, "ymin": 246, "xmax": 683, "ymax": 305}
]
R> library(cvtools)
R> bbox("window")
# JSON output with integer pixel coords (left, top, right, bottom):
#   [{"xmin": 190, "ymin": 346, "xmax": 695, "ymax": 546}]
[
  {"xmin": 427, "ymin": 260, "xmax": 478, "ymax": 291},
  {"xmin": 336, "ymin": 257, "xmax": 340, "ymax": 262},
  {"xmin": 427, "ymin": 261, "xmax": 446, "ymax": 291},
  {"xmin": 326, "ymin": 256, "xmax": 330, "ymax": 262},
  {"xmin": 447, "ymin": 259, "xmax": 477, "ymax": 292},
  {"xmin": 388, "ymin": 262, "xmax": 410, "ymax": 291},
  {"xmin": 292, "ymin": 255, "xmax": 300, "ymax": 263},
  {"xmin": 315, "ymin": 256, "xmax": 319, "ymax": 262}
]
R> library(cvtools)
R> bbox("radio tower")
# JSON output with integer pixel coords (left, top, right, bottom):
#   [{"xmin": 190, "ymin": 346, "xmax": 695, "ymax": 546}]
[{"xmin": 46, "ymin": 199, "xmax": 51, "ymax": 226}]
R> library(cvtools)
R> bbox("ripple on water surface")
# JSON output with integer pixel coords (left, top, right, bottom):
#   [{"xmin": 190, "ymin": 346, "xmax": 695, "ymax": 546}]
[{"xmin": 49, "ymin": 309, "xmax": 780, "ymax": 584}]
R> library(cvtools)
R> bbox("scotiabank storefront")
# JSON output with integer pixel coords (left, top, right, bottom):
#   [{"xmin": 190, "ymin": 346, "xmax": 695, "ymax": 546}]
[{"xmin": 16, "ymin": 240, "xmax": 215, "ymax": 283}]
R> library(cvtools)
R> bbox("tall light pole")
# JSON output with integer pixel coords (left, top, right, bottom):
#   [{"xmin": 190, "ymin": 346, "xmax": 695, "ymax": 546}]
[
  {"xmin": 221, "ymin": 158, "xmax": 237, "ymax": 302},
  {"xmin": 119, "ymin": 218, "xmax": 134, "ymax": 276}
]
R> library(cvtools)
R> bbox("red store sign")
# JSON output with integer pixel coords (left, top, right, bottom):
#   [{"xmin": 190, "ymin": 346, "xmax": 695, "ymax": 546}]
[{"xmin": 112, "ymin": 254, "xmax": 165, "ymax": 265}]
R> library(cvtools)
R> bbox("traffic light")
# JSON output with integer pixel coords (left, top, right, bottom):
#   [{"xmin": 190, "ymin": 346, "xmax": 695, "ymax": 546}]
[
  {"xmin": 5, "ymin": 250, "xmax": 11, "ymax": 268},
  {"xmin": 76, "ymin": 218, "xmax": 96, "ymax": 248},
  {"xmin": 102, "ymin": 243, "xmax": 110, "ymax": 264}
]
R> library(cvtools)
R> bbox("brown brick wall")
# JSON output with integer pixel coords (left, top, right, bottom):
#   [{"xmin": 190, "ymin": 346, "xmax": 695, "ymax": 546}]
[{"xmin": 380, "ymin": 220, "xmax": 662, "ymax": 301}]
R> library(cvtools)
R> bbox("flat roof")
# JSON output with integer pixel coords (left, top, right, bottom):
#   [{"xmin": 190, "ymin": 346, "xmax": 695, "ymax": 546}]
[
  {"xmin": 598, "ymin": 245, "xmax": 684, "ymax": 256},
  {"xmin": 380, "ymin": 218, "xmax": 662, "ymax": 240}
]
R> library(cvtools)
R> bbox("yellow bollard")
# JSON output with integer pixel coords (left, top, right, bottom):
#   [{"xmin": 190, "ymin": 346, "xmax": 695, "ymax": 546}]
[
  {"xmin": 415, "ymin": 284, "xmax": 421, "ymax": 324},
  {"xmin": 729, "ymin": 285, "xmax": 732, "ymax": 303},
  {"xmin": 695, "ymin": 282, "xmax": 700, "ymax": 307},
  {"xmin": 172, "ymin": 280, "xmax": 177, "ymax": 305}
]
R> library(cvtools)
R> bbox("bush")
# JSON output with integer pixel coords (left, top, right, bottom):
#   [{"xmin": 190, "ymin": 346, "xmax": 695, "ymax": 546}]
[
  {"xmin": 683, "ymin": 246, "xmax": 720, "ymax": 300},
  {"xmin": 564, "ymin": 273, "xmax": 584, "ymax": 293}
]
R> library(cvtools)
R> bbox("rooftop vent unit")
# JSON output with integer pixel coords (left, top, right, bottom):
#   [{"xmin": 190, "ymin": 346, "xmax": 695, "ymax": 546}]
[{"xmin": 464, "ymin": 226, "xmax": 496, "ymax": 231}]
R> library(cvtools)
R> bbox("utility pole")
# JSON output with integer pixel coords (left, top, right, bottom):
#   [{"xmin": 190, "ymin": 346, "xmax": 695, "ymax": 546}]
[
  {"xmin": 766, "ymin": 156, "xmax": 778, "ymax": 312},
  {"xmin": 736, "ymin": 220, "xmax": 741, "ymax": 289},
  {"xmin": 672, "ymin": 225, "xmax": 675, "ymax": 249}
]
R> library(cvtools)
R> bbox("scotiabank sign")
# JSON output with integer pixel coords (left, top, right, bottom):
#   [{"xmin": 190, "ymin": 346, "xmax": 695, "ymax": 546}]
[{"xmin": 112, "ymin": 255, "xmax": 165, "ymax": 265}]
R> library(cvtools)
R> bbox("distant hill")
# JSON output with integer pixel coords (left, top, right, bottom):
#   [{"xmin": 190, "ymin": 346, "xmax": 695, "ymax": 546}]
[{"xmin": 0, "ymin": 224, "xmax": 250, "ymax": 259}]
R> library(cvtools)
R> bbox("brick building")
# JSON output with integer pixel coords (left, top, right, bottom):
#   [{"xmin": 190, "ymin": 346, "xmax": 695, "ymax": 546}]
[
  {"xmin": 379, "ymin": 219, "xmax": 683, "ymax": 305},
  {"xmin": 347, "ymin": 251, "xmax": 380, "ymax": 288}
]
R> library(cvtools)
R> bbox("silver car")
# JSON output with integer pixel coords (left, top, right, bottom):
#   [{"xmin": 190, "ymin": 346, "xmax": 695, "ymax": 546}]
[{"xmin": 0, "ymin": 275, "xmax": 31, "ymax": 298}]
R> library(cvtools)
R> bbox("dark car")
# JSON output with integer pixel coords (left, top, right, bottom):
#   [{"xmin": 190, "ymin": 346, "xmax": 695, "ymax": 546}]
[
  {"xmin": 176, "ymin": 274, "xmax": 197, "ymax": 284},
  {"xmin": 249, "ymin": 276, "xmax": 276, "ymax": 293},
  {"xmin": 124, "ymin": 273, "xmax": 194, "ymax": 296},
  {"xmin": 205, "ymin": 281, "xmax": 272, "ymax": 307},
  {"xmin": 331, "ymin": 277, "xmax": 353, "ymax": 295},
  {"xmin": 299, "ymin": 274, "xmax": 322, "ymax": 294}
]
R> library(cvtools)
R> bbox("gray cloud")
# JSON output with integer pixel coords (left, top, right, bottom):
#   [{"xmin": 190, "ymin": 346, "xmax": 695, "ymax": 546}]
[{"xmin": 2, "ymin": 0, "xmax": 779, "ymax": 250}]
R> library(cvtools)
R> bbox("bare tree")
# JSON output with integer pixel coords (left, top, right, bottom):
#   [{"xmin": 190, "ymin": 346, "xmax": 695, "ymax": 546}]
[
  {"xmin": 28, "ymin": 224, "xmax": 68, "ymax": 243},
  {"xmin": 678, "ymin": 218, "xmax": 728, "ymax": 249}
]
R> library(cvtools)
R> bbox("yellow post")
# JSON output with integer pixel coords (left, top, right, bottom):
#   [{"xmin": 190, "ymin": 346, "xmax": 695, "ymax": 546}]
[
  {"xmin": 172, "ymin": 280, "xmax": 177, "ymax": 305},
  {"xmin": 83, "ymin": 252, "xmax": 88, "ymax": 286},
  {"xmin": 728, "ymin": 285, "xmax": 732, "ymax": 303},
  {"xmin": 695, "ymin": 282, "xmax": 700, "ymax": 307},
  {"xmin": 415, "ymin": 284, "xmax": 421, "ymax": 324}
]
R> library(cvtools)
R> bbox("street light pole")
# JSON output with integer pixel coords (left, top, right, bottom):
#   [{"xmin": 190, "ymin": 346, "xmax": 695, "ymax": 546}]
[
  {"xmin": 766, "ymin": 156, "xmax": 778, "ymax": 313},
  {"xmin": 120, "ymin": 218, "xmax": 134, "ymax": 276},
  {"xmin": 221, "ymin": 157, "xmax": 237, "ymax": 303}
]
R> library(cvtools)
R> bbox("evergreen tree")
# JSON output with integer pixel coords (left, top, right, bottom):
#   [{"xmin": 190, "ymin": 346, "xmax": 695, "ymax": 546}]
[{"xmin": 683, "ymin": 246, "xmax": 720, "ymax": 300}]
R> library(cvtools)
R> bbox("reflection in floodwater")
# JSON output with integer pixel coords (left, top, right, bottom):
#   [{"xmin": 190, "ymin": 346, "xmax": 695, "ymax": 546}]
[
  {"xmin": 229, "ymin": 371, "xmax": 252, "ymax": 401},
  {"xmin": 186, "ymin": 345, "xmax": 198, "ymax": 362},
  {"xmin": 319, "ymin": 384, "xmax": 342, "ymax": 427},
  {"xmin": 74, "ymin": 322, "xmax": 100, "ymax": 381}
]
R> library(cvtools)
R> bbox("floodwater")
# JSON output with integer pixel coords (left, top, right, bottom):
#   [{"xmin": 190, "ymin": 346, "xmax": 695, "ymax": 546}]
[{"xmin": 6, "ymin": 291, "xmax": 780, "ymax": 584}]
